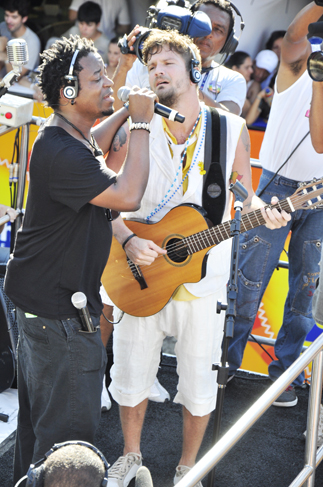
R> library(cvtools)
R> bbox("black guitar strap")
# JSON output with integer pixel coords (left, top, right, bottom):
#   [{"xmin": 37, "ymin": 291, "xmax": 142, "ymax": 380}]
[{"xmin": 202, "ymin": 106, "xmax": 227, "ymax": 226}]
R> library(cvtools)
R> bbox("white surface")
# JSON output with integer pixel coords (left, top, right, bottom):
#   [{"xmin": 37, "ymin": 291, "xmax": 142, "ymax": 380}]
[{"xmin": 0, "ymin": 388, "xmax": 18, "ymax": 445}]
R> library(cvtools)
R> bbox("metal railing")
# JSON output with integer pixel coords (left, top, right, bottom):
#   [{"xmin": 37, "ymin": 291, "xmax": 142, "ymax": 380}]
[{"xmin": 176, "ymin": 332, "xmax": 323, "ymax": 487}]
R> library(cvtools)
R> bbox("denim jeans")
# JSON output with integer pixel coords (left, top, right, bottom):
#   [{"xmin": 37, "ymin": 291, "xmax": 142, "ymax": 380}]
[
  {"xmin": 13, "ymin": 308, "xmax": 107, "ymax": 484},
  {"xmin": 227, "ymin": 169, "xmax": 323, "ymax": 386}
]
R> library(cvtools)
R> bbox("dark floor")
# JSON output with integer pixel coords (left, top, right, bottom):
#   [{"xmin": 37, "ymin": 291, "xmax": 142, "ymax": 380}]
[{"xmin": 1, "ymin": 356, "xmax": 322, "ymax": 487}]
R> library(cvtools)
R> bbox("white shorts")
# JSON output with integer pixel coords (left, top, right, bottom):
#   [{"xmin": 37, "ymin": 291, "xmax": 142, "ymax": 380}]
[{"xmin": 109, "ymin": 289, "xmax": 226, "ymax": 416}]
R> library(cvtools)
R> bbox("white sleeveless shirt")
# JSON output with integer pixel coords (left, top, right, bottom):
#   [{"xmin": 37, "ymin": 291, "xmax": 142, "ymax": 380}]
[
  {"xmin": 260, "ymin": 69, "xmax": 323, "ymax": 181},
  {"xmin": 122, "ymin": 104, "xmax": 245, "ymax": 297}
]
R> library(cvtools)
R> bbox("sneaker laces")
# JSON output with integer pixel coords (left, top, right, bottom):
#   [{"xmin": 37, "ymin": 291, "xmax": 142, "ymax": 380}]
[{"xmin": 109, "ymin": 454, "xmax": 141, "ymax": 480}]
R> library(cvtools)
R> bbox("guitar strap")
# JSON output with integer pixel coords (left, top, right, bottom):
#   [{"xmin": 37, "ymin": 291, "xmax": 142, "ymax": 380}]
[{"xmin": 202, "ymin": 106, "xmax": 227, "ymax": 226}]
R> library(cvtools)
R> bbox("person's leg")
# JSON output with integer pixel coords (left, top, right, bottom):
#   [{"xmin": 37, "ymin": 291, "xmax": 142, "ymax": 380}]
[
  {"xmin": 179, "ymin": 408, "xmax": 210, "ymax": 467},
  {"xmin": 108, "ymin": 313, "xmax": 164, "ymax": 486},
  {"xmin": 120, "ymin": 399, "xmax": 149, "ymax": 455},
  {"xmin": 228, "ymin": 170, "xmax": 293, "ymax": 375},
  {"xmin": 13, "ymin": 324, "xmax": 36, "ymax": 483},
  {"xmin": 163, "ymin": 293, "xmax": 224, "ymax": 468},
  {"xmin": 13, "ymin": 309, "xmax": 106, "ymax": 482},
  {"xmin": 269, "ymin": 206, "xmax": 323, "ymax": 386}
]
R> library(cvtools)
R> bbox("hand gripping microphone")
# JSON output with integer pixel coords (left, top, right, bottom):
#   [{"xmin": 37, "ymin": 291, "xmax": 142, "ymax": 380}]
[
  {"xmin": 0, "ymin": 38, "xmax": 29, "ymax": 97},
  {"xmin": 117, "ymin": 86, "xmax": 185, "ymax": 123},
  {"xmin": 71, "ymin": 292, "xmax": 95, "ymax": 332}
]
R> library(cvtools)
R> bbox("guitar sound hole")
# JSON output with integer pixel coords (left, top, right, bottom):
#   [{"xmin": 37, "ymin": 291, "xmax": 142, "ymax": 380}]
[{"xmin": 166, "ymin": 238, "xmax": 188, "ymax": 263}]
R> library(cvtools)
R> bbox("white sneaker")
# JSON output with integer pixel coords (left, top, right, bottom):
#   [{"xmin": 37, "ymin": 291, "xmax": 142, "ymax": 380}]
[
  {"xmin": 101, "ymin": 375, "xmax": 111, "ymax": 411},
  {"xmin": 174, "ymin": 465, "xmax": 202, "ymax": 487},
  {"xmin": 108, "ymin": 452, "xmax": 142, "ymax": 487},
  {"xmin": 303, "ymin": 404, "xmax": 323, "ymax": 447},
  {"xmin": 148, "ymin": 378, "xmax": 170, "ymax": 403}
]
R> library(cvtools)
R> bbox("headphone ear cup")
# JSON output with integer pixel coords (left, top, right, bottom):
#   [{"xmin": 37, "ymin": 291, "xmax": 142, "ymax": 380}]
[
  {"xmin": 220, "ymin": 30, "xmax": 238, "ymax": 56},
  {"xmin": 25, "ymin": 464, "xmax": 46, "ymax": 487},
  {"xmin": 63, "ymin": 83, "xmax": 77, "ymax": 100},
  {"xmin": 190, "ymin": 61, "xmax": 201, "ymax": 83}
]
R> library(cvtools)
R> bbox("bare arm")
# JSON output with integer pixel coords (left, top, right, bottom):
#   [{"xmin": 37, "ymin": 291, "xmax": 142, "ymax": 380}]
[
  {"xmin": 231, "ymin": 125, "xmax": 291, "ymax": 229},
  {"xmin": 198, "ymin": 89, "xmax": 240, "ymax": 114},
  {"xmin": 309, "ymin": 81, "xmax": 323, "ymax": 153},
  {"xmin": 277, "ymin": 1, "xmax": 323, "ymax": 92},
  {"xmin": 245, "ymin": 88, "xmax": 273, "ymax": 126},
  {"xmin": 112, "ymin": 25, "xmax": 141, "ymax": 111},
  {"xmin": 68, "ymin": 8, "xmax": 77, "ymax": 21},
  {"xmin": 112, "ymin": 216, "xmax": 166, "ymax": 265},
  {"xmin": 0, "ymin": 205, "xmax": 18, "ymax": 234},
  {"xmin": 90, "ymin": 89, "xmax": 156, "ymax": 212}
]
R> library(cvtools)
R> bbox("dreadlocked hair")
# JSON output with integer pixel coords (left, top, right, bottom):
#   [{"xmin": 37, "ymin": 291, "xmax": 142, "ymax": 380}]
[{"xmin": 37, "ymin": 35, "xmax": 97, "ymax": 109}]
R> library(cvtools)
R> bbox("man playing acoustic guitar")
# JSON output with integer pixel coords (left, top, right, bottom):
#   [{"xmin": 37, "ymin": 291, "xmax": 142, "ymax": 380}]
[{"xmin": 104, "ymin": 29, "xmax": 290, "ymax": 487}]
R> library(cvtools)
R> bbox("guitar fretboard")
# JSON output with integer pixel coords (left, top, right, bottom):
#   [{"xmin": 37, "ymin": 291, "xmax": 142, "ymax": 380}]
[{"xmin": 184, "ymin": 198, "xmax": 293, "ymax": 254}]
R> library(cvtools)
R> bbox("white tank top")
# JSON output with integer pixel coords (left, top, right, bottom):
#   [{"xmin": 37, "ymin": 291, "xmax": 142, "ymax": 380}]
[{"xmin": 259, "ymin": 69, "xmax": 323, "ymax": 181}]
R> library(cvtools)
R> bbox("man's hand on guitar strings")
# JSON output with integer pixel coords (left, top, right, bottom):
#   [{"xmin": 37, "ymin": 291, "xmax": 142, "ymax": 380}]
[
  {"xmin": 124, "ymin": 236, "xmax": 167, "ymax": 265},
  {"xmin": 261, "ymin": 196, "xmax": 291, "ymax": 230}
]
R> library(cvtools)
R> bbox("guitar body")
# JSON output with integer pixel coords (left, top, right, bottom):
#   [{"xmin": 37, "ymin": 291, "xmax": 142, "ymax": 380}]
[
  {"xmin": 101, "ymin": 177, "xmax": 323, "ymax": 317},
  {"xmin": 101, "ymin": 205, "xmax": 213, "ymax": 317}
]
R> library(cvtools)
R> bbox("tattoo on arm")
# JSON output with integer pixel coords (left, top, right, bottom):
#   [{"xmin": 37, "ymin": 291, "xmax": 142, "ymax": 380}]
[
  {"xmin": 240, "ymin": 125, "xmax": 250, "ymax": 154},
  {"xmin": 230, "ymin": 171, "xmax": 243, "ymax": 184},
  {"xmin": 112, "ymin": 126, "xmax": 128, "ymax": 152}
]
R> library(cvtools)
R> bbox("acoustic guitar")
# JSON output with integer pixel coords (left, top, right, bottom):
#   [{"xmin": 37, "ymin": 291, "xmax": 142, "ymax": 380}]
[{"xmin": 101, "ymin": 178, "xmax": 323, "ymax": 317}]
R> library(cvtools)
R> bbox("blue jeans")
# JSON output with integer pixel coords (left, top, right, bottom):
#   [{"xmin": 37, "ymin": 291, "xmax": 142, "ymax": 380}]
[
  {"xmin": 13, "ymin": 308, "xmax": 107, "ymax": 484},
  {"xmin": 228, "ymin": 169, "xmax": 323, "ymax": 386}
]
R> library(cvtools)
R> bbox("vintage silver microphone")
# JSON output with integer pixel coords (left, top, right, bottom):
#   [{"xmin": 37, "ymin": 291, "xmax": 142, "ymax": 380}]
[{"xmin": 0, "ymin": 39, "xmax": 29, "ymax": 96}]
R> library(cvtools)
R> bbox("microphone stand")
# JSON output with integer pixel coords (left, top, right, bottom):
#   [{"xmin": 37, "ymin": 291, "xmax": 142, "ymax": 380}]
[
  {"xmin": 0, "ymin": 67, "xmax": 21, "ymax": 98},
  {"xmin": 207, "ymin": 181, "xmax": 248, "ymax": 487}
]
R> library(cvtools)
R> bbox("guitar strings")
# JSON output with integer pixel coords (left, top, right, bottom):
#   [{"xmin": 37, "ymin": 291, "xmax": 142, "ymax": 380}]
[{"xmin": 124, "ymin": 189, "xmax": 321, "ymax": 276}]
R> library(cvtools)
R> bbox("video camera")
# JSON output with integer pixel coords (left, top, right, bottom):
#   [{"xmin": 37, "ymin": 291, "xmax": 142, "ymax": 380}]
[
  {"xmin": 118, "ymin": 0, "xmax": 211, "ymax": 64},
  {"xmin": 307, "ymin": 22, "xmax": 323, "ymax": 81}
]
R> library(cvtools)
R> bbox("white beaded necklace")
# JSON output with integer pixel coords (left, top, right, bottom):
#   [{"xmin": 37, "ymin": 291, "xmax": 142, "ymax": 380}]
[{"xmin": 145, "ymin": 107, "xmax": 207, "ymax": 222}]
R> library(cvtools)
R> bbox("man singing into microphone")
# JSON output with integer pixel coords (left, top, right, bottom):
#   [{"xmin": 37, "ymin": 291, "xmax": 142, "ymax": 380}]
[
  {"xmin": 104, "ymin": 29, "xmax": 290, "ymax": 487},
  {"xmin": 4, "ymin": 35, "xmax": 156, "ymax": 483}
]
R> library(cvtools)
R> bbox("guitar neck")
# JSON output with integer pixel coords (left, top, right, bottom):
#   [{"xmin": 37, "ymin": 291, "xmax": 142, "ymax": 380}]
[{"xmin": 184, "ymin": 197, "xmax": 293, "ymax": 254}]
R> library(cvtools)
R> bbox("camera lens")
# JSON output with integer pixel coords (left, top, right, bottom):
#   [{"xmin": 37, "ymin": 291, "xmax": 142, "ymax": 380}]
[{"xmin": 307, "ymin": 51, "xmax": 323, "ymax": 82}]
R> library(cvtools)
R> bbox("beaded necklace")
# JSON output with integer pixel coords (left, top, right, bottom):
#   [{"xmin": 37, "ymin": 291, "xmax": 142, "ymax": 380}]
[{"xmin": 145, "ymin": 106, "xmax": 207, "ymax": 222}]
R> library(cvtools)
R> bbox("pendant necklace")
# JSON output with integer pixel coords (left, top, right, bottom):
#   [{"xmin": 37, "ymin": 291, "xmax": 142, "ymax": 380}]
[{"xmin": 55, "ymin": 112, "xmax": 103, "ymax": 157}]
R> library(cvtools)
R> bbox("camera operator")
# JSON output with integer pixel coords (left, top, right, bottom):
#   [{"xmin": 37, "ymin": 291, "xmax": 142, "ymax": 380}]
[{"xmin": 112, "ymin": 0, "xmax": 246, "ymax": 115}]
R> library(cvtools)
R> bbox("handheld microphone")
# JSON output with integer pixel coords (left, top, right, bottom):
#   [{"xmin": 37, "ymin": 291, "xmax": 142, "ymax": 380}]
[
  {"xmin": 0, "ymin": 39, "xmax": 29, "ymax": 97},
  {"xmin": 71, "ymin": 292, "xmax": 95, "ymax": 332},
  {"xmin": 135, "ymin": 467, "xmax": 154, "ymax": 487},
  {"xmin": 117, "ymin": 86, "xmax": 185, "ymax": 123}
]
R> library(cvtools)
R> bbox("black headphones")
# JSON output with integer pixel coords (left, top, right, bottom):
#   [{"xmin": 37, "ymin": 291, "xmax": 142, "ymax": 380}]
[
  {"xmin": 191, "ymin": 1, "xmax": 245, "ymax": 56},
  {"xmin": 189, "ymin": 45, "xmax": 202, "ymax": 83},
  {"xmin": 15, "ymin": 440, "xmax": 109, "ymax": 487},
  {"xmin": 63, "ymin": 49, "xmax": 80, "ymax": 100}
]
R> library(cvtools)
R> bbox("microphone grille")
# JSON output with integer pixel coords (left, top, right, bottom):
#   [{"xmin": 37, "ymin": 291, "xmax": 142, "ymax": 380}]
[
  {"xmin": 71, "ymin": 292, "xmax": 87, "ymax": 309},
  {"xmin": 117, "ymin": 86, "xmax": 131, "ymax": 102},
  {"xmin": 7, "ymin": 38, "xmax": 29, "ymax": 66}
]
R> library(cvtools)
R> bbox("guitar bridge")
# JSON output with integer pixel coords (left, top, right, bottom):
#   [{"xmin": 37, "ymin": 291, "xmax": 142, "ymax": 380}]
[{"xmin": 127, "ymin": 257, "xmax": 148, "ymax": 290}]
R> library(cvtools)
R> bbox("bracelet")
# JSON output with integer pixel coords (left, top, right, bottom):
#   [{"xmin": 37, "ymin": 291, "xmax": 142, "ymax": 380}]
[
  {"xmin": 129, "ymin": 122, "xmax": 150, "ymax": 133},
  {"xmin": 122, "ymin": 233, "xmax": 137, "ymax": 250}
]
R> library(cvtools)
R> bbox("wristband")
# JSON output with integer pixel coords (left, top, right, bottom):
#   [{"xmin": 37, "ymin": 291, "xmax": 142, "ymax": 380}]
[
  {"xmin": 122, "ymin": 233, "xmax": 136, "ymax": 250},
  {"xmin": 129, "ymin": 122, "xmax": 150, "ymax": 133}
]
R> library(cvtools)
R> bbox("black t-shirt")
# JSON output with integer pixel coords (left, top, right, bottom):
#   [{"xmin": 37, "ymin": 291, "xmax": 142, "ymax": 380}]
[{"xmin": 5, "ymin": 125, "xmax": 116, "ymax": 319}]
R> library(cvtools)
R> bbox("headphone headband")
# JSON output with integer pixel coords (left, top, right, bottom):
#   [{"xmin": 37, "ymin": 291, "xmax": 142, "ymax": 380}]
[
  {"xmin": 63, "ymin": 49, "xmax": 80, "ymax": 100},
  {"xmin": 17, "ymin": 440, "xmax": 109, "ymax": 487}
]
